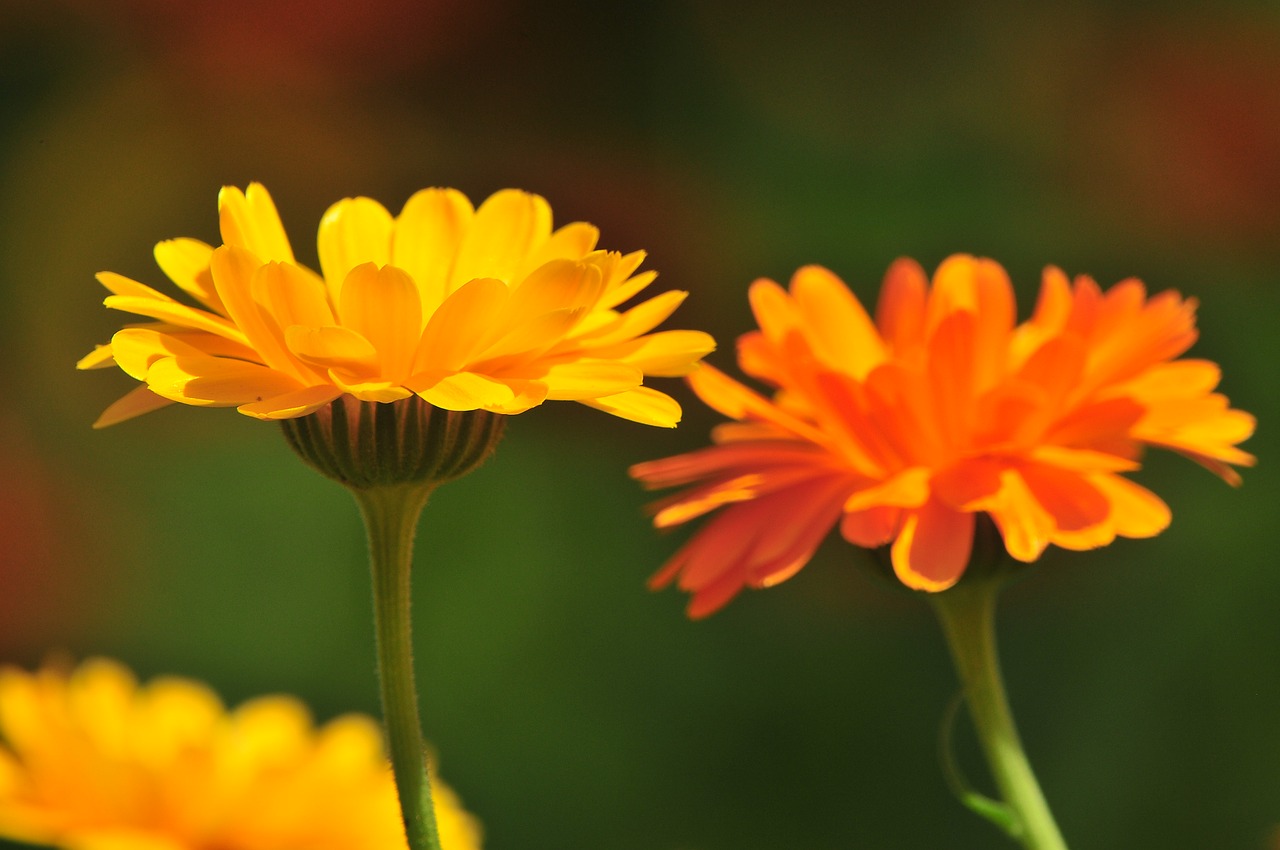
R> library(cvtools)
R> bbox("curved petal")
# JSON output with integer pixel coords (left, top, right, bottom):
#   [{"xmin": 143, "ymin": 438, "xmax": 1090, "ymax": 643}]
[
  {"xmin": 218, "ymin": 183, "xmax": 294, "ymax": 263},
  {"xmin": 237, "ymin": 385, "xmax": 343, "ymax": 420},
  {"xmin": 890, "ymin": 498, "xmax": 975, "ymax": 591},
  {"xmin": 154, "ymin": 238, "xmax": 221, "ymax": 312},
  {"xmin": 318, "ymin": 197, "xmax": 394, "ymax": 299},
  {"xmin": 789, "ymin": 265, "xmax": 886, "ymax": 378},
  {"xmin": 540, "ymin": 361, "xmax": 643, "ymax": 400},
  {"xmin": 412, "ymin": 371, "xmax": 518, "ymax": 411},
  {"xmin": 450, "ymin": 189, "xmax": 551, "ymax": 287},
  {"xmin": 413, "ymin": 277, "xmax": 509, "ymax": 373},
  {"xmin": 93, "ymin": 386, "xmax": 175, "ymax": 428},
  {"xmin": 577, "ymin": 386, "xmax": 682, "ymax": 427},
  {"xmin": 392, "ymin": 188, "xmax": 474, "ymax": 312},
  {"xmin": 587, "ymin": 330, "xmax": 717, "ymax": 377},
  {"xmin": 338, "ymin": 263, "xmax": 422, "ymax": 381},
  {"xmin": 145, "ymin": 356, "xmax": 303, "ymax": 407},
  {"xmin": 284, "ymin": 325, "xmax": 380, "ymax": 376}
]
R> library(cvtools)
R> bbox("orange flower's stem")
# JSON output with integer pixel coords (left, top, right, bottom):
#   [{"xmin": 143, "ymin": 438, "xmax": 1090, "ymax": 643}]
[
  {"xmin": 355, "ymin": 484, "xmax": 442, "ymax": 850},
  {"xmin": 930, "ymin": 577, "xmax": 1069, "ymax": 850}
]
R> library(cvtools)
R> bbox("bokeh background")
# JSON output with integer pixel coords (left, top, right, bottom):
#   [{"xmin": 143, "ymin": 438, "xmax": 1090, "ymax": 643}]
[{"xmin": 1, "ymin": 0, "xmax": 1278, "ymax": 847}]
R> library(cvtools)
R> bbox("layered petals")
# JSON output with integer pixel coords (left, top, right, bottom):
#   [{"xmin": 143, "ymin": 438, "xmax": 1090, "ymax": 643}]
[
  {"xmin": 82, "ymin": 184, "xmax": 713, "ymax": 426},
  {"xmin": 0, "ymin": 658, "xmax": 482, "ymax": 850},
  {"xmin": 633, "ymin": 257, "xmax": 1254, "ymax": 616}
]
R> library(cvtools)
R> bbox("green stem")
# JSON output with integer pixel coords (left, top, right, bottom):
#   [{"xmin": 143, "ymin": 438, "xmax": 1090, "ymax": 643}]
[
  {"xmin": 929, "ymin": 578, "xmax": 1068, "ymax": 850},
  {"xmin": 354, "ymin": 484, "xmax": 442, "ymax": 850}
]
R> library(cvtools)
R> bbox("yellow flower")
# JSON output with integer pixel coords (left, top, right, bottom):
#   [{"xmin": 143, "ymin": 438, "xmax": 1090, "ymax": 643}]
[
  {"xmin": 0, "ymin": 658, "xmax": 482, "ymax": 850},
  {"xmin": 633, "ymin": 257, "xmax": 1255, "ymax": 616},
  {"xmin": 79, "ymin": 184, "xmax": 714, "ymax": 428}
]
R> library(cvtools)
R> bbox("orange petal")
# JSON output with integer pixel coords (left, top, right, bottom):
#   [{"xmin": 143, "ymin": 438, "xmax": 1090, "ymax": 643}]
[
  {"xmin": 788, "ymin": 265, "xmax": 886, "ymax": 378},
  {"xmin": 1090, "ymin": 473, "xmax": 1170, "ymax": 539},
  {"xmin": 890, "ymin": 498, "xmax": 974, "ymax": 591},
  {"xmin": 876, "ymin": 257, "xmax": 928, "ymax": 357},
  {"xmin": 840, "ymin": 505, "xmax": 901, "ymax": 548}
]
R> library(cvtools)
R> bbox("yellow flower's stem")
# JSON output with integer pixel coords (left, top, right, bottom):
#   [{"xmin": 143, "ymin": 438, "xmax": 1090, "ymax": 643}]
[
  {"xmin": 929, "ymin": 577, "xmax": 1069, "ymax": 850},
  {"xmin": 355, "ymin": 484, "xmax": 442, "ymax": 850}
]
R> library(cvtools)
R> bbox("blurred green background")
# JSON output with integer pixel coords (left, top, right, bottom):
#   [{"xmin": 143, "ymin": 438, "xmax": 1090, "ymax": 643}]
[{"xmin": 1, "ymin": 0, "xmax": 1277, "ymax": 847}]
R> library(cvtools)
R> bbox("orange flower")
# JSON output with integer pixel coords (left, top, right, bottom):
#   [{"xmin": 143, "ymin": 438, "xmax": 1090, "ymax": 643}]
[{"xmin": 632, "ymin": 256, "xmax": 1255, "ymax": 617}]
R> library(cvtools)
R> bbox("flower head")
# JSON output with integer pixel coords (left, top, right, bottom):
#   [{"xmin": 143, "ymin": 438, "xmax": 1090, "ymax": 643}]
[
  {"xmin": 0, "ymin": 657, "xmax": 481, "ymax": 850},
  {"xmin": 632, "ymin": 256, "xmax": 1255, "ymax": 616},
  {"xmin": 79, "ymin": 184, "xmax": 714, "ymax": 428}
]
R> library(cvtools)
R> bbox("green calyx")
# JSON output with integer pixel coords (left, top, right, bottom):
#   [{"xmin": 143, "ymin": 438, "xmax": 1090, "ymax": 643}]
[{"xmin": 280, "ymin": 395, "xmax": 507, "ymax": 491}]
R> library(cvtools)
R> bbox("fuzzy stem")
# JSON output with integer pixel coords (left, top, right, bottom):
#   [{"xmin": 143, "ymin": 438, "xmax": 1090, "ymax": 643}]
[
  {"xmin": 355, "ymin": 484, "xmax": 441, "ymax": 850},
  {"xmin": 930, "ymin": 578, "xmax": 1068, "ymax": 850}
]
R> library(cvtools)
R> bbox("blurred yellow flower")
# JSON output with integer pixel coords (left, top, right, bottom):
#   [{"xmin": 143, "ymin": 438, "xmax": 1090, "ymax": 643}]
[
  {"xmin": 79, "ymin": 184, "xmax": 714, "ymax": 428},
  {"xmin": 633, "ymin": 257, "xmax": 1255, "ymax": 616},
  {"xmin": 0, "ymin": 658, "xmax": 481, "ymax": 850}
]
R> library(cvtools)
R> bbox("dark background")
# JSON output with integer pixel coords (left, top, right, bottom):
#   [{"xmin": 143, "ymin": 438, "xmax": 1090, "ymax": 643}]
[{"xmin": 1, "ymin": 1, "xmax": 1277, "ymax": 847}]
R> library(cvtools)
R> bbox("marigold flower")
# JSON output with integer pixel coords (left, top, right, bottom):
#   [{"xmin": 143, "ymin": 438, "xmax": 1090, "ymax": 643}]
[
  {"xmin": 79, "ymin": 183, "xmax": 714, "ymax": 428},
  {"xmin": 632, "ymin": 256, "xmax": 1255, "ymax": 616},
  {"xmin": 0, "ymin": 657, "xmax": 481, "ymax": 850}
]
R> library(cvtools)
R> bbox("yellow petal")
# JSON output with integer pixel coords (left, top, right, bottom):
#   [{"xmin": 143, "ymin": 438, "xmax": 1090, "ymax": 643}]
[
  {"xmin": 337, "ymin": 263, "xmax": 422, "ymax": 380},
  {"xmin": 318, "ymin": 197, "xmax": 394, "ymax": 300},
  {"xmin": 508, "ymin": 259, "xmax": 604, "ymax": 318},
  {"xmin": 576, "ymin": 290, "xmax": 688, "ymax": 347},
  {"xmin": 984, "ymin": 469, "xmax": 1054, "ymax": 563},
  {"xmin": 218, "ymin": 183, "xmax": 294, "ymax": 263},
  {"xmin": 284, "ymin": 325, "xmax": 380, "ymax": 375},
  {"xmin": 1091, "ymin": 473, "xmax": 1171, "ymax": 539},
  {"xmin": 393, "ymin": 188, "xmax": 474, "ymax": 312},
  {"xmin": 541, "ymin": 360, "xmax": 643, "ymax": 400},
  {"xmin": 251, "ymin": 261, "xmax": 335, "ymax": 330},
  {"xmin": 236, "ymin": 385, "xmax": 343, "ymax": 420},
  {"xmin": 412, "ymin": 371, "xmax": 518, "ymax": 411},
  {"xmin": 95, "ymin": 271, "xmax": 178, "ymax": 301},
  {"xmin": 154, "ymin": 238, "xmax": 222, "ymax": 312},
  {"xmin": 578, "ymin": 386, "xmax": 682, "ymax": 427},
  {"xmin": 93, "ymin": 386, "xmax": 174, "ymax": 428},
  {"xmin": 843, "ymin": 467, "xmax": 931, "ymax": 513},
  {"xmin": 327, "ymin": 372, "xmax": 413, "ymax": 403},
  {"xmin": 110, "ymin": 327, "xmax": 217, "ymax": 380},
  {"xmin": 588, "ymin": 330, "xmax": 717, "ymax": 377},
  {"xmin": 77, "ymin": 344, "xmax": 116, "ymax": 370},
  {"xmin": 598, "ymin": 268, "xmax": 658, "ymax": 311},
  {"xmin": 146, "ymin": 356, "xmax": 303, "ymax": 406},
  {"xmin": 516, "ymin": 221, "xmax": 600, "ymax": 279},
  {"xmin": 413, "ymin": 277, "xmax": 509, "ymax": 373},
  {"xmin": 103, "ymin": 296, "xmax": 246, "ymax": 345},
  {"xmin": 209, "ymin": 246, "xmax": 306, "ymax": 378},
  {"xmin": 450, "ymin": 189, "xmax": 551, "ymax": 287},
  {"xmin": 474, "ymin": 309, "xmax": 583, "ymax": 366}
]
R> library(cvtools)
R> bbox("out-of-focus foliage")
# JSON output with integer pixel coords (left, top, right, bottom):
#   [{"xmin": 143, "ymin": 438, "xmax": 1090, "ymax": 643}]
[{"xmin": 0, "ymin": 1, "xmax": 1276, "ymax": 848}]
